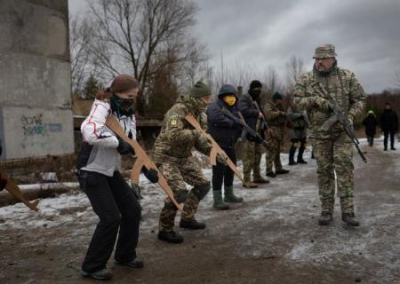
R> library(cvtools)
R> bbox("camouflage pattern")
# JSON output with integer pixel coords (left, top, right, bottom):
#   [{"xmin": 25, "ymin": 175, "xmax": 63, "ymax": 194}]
[
  {"xmin": 293, "ymin": 63, "xmax": 365, "ymax": 214},
  {"xmin": 264, "ymin": 101, "xmax": 286, "ymax": 173},
  {"xmin": 313, "ymin": 43, "xmax": 337, "ymax": 59},
  {"xmin": 158, "ymin": 159, "xmax": 208, "ymax": 232},
  {"xmin": 242, "ymin": 141, "xmax": 263, "ymax": 181},
  {"xmin": 153, "ymin": 95, "xmax": 212, "ymax": 232}
]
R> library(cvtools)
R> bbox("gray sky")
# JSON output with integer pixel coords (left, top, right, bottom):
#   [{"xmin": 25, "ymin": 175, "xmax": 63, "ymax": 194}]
[{"xmin": 69, "ymin": 0, "xmax": 400, "ymax": 93}]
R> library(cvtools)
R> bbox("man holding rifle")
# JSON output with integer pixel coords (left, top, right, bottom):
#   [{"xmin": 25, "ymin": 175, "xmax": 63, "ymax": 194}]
[
  {"xmin": 293, "ymin": 44, "xmax": 365, "ymax": 227},
  {"xmin": 239, "ymin": 80, "xmax": 270, "ymax": 188},
  {"xmin": 153, "ymin": 81, "xmax": 216, "ymax": 243}
]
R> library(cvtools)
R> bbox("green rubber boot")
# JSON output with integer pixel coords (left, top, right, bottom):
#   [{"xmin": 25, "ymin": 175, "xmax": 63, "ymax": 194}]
[
  {"xmin": 213, "ymin": 190, "xmax": 230, "ymax": 210},
  {"xmin": 224, "ymin": 186, "xmax": 243, "ymax": 203}
]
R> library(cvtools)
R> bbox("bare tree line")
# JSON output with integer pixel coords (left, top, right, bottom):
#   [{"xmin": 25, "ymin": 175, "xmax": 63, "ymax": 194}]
[{"xmin": 70, "ymin": 0, "xmax": 307, "ymax": 116}]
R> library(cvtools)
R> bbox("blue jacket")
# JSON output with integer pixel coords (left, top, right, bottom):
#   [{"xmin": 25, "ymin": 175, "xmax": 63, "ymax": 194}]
[{"xmin": 206, "ymin": 99, "xmax": 242, "ymax": 148}]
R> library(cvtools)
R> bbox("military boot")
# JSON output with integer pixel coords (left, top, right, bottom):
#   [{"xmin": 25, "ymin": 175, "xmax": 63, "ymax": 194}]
[
  {"xmin": 342, "ymin": 213, "xmax": 360, "ymax": 226},
  {"xmin": 297, "ymin": 146, "xmax": 307, "ymax": 164},
  {"xmin": 224, "ymin": 186, "xmax": 243, "ymax": 203},
  {"xmin": 276, "ymin": 169, "xmax": 290, "ymax": 175},
  {"xmin": 289, "ymin": 146, "xmax": 297, "ymax": 166},
  {"xmin": 158, "ymin": 230, "xmax": 184, "ymax": 243},
  {"xmin": 180, "ymin": 219, "xmax": 206, "ymax": 230},
  {"xmin": 318, "ymin": 212, "xmax": 333, "ymax": 226},
  {"xmin": 253, "ymin": 176, "xmax": 270, "ymax": 184},
  {"xmin": 243, "ymin": 181, "xmax": 258, "ymax": 188},
  {"xmin": 212, "ymin": 190, "xmax": 230, "ymax": 210}
]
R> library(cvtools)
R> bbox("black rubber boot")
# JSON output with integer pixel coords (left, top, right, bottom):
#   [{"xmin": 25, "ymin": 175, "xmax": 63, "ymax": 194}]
[
  {"xmin": 289, "ymin": 146, "xmax": 297, "ymax": 166},
  {"xmin": 224, "ymin": 186, "xmax": 243, "ymax": 203},
  {"xmin": 276, "ymin": 169, "xmax": 290, "ymax": 175},
  {"xmin": 297, "ymin": 146, "xmax": 307, "ymax": 164},
  {"xmin": 158, "ymin": 231, "xmax": 184, "ymax": 243},
  {"xmin": 342, "ymin": 213, "xmax": 360, "ymax": 226},
  {"xmin": 213, "ymin": 190, "xmax": 230, "ymax": 210},
  {"xmin": 318, "ymin": 212, "xmax": 333, "ymax": 226},
  {"xmin": 180, "ymin": 219, "xmax": 206, "ymax": 230},
  {"xmin": 266, "ymin": 172, "xmax": 277, "ymax": 178}
]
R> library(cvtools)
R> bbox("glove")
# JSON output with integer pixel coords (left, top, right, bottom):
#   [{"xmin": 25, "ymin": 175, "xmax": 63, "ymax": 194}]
[
  {"xmin": 217, "ymin": 154, "xmax": 228, "ymax": 165},
  {"xmin": 314, "ymin": 97, "xmax": 332, "ymax": 112},
  {"xmin": 192, "ymin": 130, "xmax": 210, "ymax": 145},
  {"xmin": 142, "ymin": 167, "xmax": 159, "ymax": 183},
  {"xmin": 116, "ymin": 137, "xmax": 135, "ymax": 155}
]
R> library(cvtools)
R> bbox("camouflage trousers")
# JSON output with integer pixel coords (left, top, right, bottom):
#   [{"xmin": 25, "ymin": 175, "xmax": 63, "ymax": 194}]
[
  {"xmin": 242, "ymin": 141, "xmax": 263, "ymax": 181},
  {"xmin": 265, "ymin": 127, "xmax": 284, "ymax": 173},
  {"xmin": 157, "ymin": 158, "xmax": 210, "ymax": 232},
  {"xmin": 311, "ymin": 133, "xmax": 355, "ymax": 214}
]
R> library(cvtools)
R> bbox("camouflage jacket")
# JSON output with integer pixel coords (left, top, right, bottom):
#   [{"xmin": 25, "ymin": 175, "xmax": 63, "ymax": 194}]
[
  {"xmin": 152, "ymin": 95, "xmax": 211, "ymax": 163},
  {"xmin": 264, "ymin": 101, "xmax": 286, "ymax": 127},
  {"xmin": 293, "ymin": 66, "xmax": 365, "ymax": 138}
]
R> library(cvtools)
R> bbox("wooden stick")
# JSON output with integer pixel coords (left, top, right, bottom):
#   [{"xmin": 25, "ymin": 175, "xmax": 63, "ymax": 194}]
[
  {"xmin": 106, "ymin": 116, "xmax": 183, "ymax": 211},
  {"xmin": 185, "ymin": 114, "xmax": 248, "ymax": 187},
  {"xmin": 0, "ymin": 172, "xmax": 39, "ymax": 211}
]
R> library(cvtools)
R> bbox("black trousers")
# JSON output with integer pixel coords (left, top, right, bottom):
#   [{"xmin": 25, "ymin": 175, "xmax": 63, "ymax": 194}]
[
  {"xmin": 79, "ymin": 171, "xmax": 141, "ymax": 273},
  {"xmin": 212, "ymin": 147, "xmax": 236, "ymax": 191},
  {"xmin": 383, "ymin": 130, "xmax": 396, "ymax": 149}
]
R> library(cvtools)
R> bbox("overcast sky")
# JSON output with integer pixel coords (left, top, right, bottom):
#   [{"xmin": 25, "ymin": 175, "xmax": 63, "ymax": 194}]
[{"xmin": 69, "ymin": 0, "xmax": 400, "ymax": 93}]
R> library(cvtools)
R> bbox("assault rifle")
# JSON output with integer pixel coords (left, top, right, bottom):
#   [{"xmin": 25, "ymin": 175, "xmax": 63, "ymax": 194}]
[
  {"xmin": 320, "ymin": 86, "xmax": 367, "ymax": 163},
  {"xmin": 106, "ymin": 116, "xmax": 183, "ymax": 211},
  {"xmin": 0, "ymin": 172, "xmax": 39, "ymax": 211},
  {"xmin": 184, "ymin": 114, "xmax": 248, "ymax": 186},
  {"xmin": 220, "ymin": 107, "xmax": 272, "ymax": 151}
]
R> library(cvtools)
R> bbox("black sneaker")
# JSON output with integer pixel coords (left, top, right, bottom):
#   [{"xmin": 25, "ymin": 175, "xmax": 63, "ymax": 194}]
[
  {"xmin": 114, "ymin": 258, "xmax": 144, "ymax": 269},
  {"xmin": 318, "ymin": 212, "xmax": 333, "ymax": 226},
  {"xmin": 266, "ymin": 172, "xmax": 277, "ymax": 178},
  {"xmin": 81, "ymin": 269, "xmax": 113, "ymax": 280},
  {"xmin": 179, "ymin": 219, "xmax": 206, "ymax": 230},
  {"xmin": 158, "ymin": 230, "xmax": 184, "ymax": 243},
  {"xmin": 276, "ymin": 169, "xmax": 290, "ymax": 175}
]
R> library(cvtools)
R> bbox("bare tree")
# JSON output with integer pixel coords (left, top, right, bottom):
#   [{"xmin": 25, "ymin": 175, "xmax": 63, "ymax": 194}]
[
  {"xmin": 70, "ymin": 14, "xmax": 94, "ymax": 96},
  {"xmin": 285, "ymin": 56, "xmax": 305, "ymax": 94}
]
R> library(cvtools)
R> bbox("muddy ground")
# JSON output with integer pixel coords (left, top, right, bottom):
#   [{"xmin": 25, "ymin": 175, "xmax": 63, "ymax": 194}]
[{"xmin": 0, "ymin": 138, "xmax": 400, "ymax": 284}]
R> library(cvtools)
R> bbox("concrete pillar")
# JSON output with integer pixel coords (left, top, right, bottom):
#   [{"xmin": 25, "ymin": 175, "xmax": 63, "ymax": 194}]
[{"xmin": 0, "ymin": 0, "xmax": 74, "ymax": 160}]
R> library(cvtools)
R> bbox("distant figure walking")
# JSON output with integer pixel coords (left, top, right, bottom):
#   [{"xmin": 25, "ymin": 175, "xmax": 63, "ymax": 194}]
[
  {"xmin": 362, "ymin": 110, "xmax": 377, "ymax": 147},
  {"xmin": 380, "ymin": 102, "xmax": 398, "ymax": 151}
]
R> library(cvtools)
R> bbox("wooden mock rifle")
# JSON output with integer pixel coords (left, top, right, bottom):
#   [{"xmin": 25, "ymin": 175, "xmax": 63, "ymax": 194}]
[
  {"xmin": 106, "ymin": 116, "xmax": 183, "ymax": 211},
  {"xmin": 0, "ymin": 171, "xmax": 39, "ymax": 211},
  {"xmin": 184, "ymin": 114, "xmax": 248, "ymax": 186}
]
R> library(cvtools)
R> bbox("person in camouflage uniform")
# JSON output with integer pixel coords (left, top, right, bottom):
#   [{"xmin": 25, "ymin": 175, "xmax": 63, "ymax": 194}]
[
  {"xmin": 287, "ymin": 106, "xmax": 309, "ymax": 165},
  {"xmin": 153, "ymin": 81, "xmax": 216, "ymax": 243},
  {"xmin": 264, "ymin": 92, "xmax": 290, "ymax": 177},
  {"xmin": 239, "ymin": 80, "xmax": 270, "ymax": 188},
  {"xmin": 293, "ymin": 44, "xmax": 365, "ymax": 226}
]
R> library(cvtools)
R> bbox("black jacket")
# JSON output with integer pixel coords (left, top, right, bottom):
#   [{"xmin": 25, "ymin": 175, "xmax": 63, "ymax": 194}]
[
  {"xmin": 207, "ymin": 99, "xmax": 242, "ymax": 148},
  {"xmin": 380, "ymin": 109, "xmax": 399, "ymax": 132},
  {"xmin": 362, "ymin": 114, "xmax": 377, "ymax": 137},
  {"xmin": 238, "ymin": 93, "xmax": 260, "ymax": 131}
]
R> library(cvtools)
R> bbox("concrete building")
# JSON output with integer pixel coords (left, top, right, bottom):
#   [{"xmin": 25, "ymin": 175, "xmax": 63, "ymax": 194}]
[{"xmin": 0, "ymin": 0, "xmax": 74, "ymax": 160}]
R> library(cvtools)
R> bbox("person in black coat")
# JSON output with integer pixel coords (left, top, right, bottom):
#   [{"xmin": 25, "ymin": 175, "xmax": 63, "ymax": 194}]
[
  {"xmin": 207, "ymin": 84, "xmax": 244, "ymax": 210},
  {"xmin": 362, "ymin": 110, "xmax": 377, "ymax": 147},
  {"xmin": 380, "ymin": 103, "xmax": 398, "ymax": 151}
]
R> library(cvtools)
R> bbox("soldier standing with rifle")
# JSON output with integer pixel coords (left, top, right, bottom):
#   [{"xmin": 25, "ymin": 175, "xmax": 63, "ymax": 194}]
[
  {"xmin": 293, "ymin": 44, "xmax": 365, "ymax": 227},
  {"xmin": 153, "ymin": 81, "xmax": 217, "ymax": 243},
  {"xmin": 264, "ymin": 92, "xmax": 290, "ymax": 177},
  {"xmin": 239, "ymin": 80, "xmax": 270, "ymax": 188}
]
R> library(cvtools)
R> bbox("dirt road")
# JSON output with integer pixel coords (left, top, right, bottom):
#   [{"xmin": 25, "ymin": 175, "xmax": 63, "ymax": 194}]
[{"xmin": 1, "ymin": 139, "xmax": 399, "ymax": 284}]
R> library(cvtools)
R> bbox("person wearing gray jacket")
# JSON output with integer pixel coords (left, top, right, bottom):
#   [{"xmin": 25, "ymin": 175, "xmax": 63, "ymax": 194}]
[{"xmin": 287, "ymin": 107, "xmax": 309, "ymax": 165}]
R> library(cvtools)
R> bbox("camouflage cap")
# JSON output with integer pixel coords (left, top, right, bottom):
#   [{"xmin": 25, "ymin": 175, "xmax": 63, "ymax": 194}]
[{"xmin": 313, "ymin": 43, "xmax": 337, "ymax": 59}]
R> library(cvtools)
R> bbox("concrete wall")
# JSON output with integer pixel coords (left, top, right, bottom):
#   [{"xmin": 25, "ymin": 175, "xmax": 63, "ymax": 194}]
[{"xmin": 0, "ymin": 0, "xmax": 73, "ymax": 160}]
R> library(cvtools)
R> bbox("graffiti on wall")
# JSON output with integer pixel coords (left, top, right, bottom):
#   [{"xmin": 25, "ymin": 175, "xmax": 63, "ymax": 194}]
[{"xmin": 21, "ymin": 114, "xmax": 62, "ymax": 137}]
